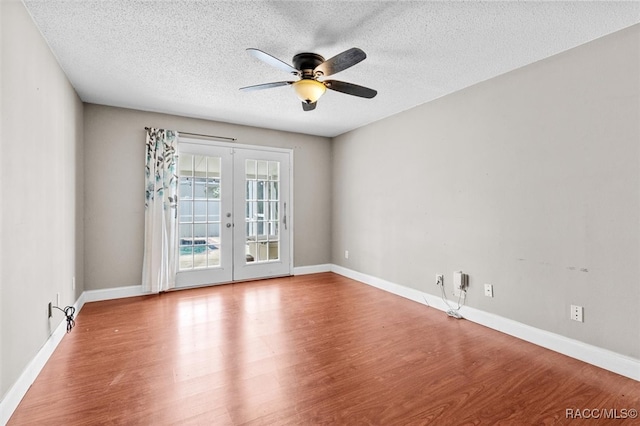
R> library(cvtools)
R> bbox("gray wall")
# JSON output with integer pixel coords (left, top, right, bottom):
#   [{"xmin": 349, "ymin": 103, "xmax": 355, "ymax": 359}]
[
  {"xmin": 332, "ymin": 25, "xmax": 640, "ymax": 358},
  {"xmin": 83, "ymin": 104, "xmax": 332, "ymax": 290},
  {"xmin": 1, "ymin": 0, "xmax": 84, "ymax": 398}
]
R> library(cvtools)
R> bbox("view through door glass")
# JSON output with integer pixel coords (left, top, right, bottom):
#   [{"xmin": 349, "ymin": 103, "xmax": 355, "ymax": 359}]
[
  {"xmin": 178, "ymin": 153, "xmax": 222, "ymax": 270},
  {"xmin": 245, "ymin": 159, "xmax": 281, "ymax": 263}
]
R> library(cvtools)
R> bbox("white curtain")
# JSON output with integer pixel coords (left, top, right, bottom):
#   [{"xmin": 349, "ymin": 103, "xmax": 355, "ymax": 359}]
[{"xmin": 142, "ymin": 128, "xmax": 179, "ymax": 293}]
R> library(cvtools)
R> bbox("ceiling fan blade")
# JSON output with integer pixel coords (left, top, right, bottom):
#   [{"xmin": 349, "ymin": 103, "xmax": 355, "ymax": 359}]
[
  {"xmin": 324, "ymin": 80, "xmax": 377, "ymax": 98},
  {"xmin": 246, "ymin": 48, "xmax": 298, "ymax": 74},
  {"xmin": 239, "ymin": 81, "xmax": 294, "ymax": 92},
  {"xmin": 302, "ymin": 101, "xmax": 317, "ymax": 111},
  {"xmin": 315, "ymin": 47, "xmax": 366, "ymax": 77}
]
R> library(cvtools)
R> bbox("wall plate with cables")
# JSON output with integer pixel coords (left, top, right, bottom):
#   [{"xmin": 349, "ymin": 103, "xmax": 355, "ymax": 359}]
[
  {"xmin": 435, "ymin": 272, "xmax": 466, "ymax": 319},
  {"xmin": 453, "ymin": 271, "xmax": 468, "ymax": 298}
]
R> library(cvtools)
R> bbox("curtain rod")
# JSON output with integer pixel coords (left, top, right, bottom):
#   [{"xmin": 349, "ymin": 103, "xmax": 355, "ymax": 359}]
[{"xmin": 145, "ymin": 127, "xmax": 236, "ymax": 142}]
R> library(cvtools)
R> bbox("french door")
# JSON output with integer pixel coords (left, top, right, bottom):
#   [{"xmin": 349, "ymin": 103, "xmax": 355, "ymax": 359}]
[{"xmin": 175, "ymin": 141, "xmax": 291, "ymax": 288}]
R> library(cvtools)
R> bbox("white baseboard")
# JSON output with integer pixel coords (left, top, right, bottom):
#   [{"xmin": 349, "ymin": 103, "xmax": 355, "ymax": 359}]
[
  {"xmin": 331, "ymin": 264, "xmax": 640, "ymax": 382},
  {"xmin": 293, "ymin": 264, "xmax": 332, "ymax": 275},
  {"xmin": 1, "ymin": 294, "xmax": 86, "ymax": 426},
  {"xmin": 82, "ymin": 285, "xmax": 147, "ymax": 303}
]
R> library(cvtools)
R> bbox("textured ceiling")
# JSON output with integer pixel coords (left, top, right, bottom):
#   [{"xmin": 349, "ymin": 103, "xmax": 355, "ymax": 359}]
[{"xmin": 22, "ymin": 1, "xmax": 640, "ymax": 137}]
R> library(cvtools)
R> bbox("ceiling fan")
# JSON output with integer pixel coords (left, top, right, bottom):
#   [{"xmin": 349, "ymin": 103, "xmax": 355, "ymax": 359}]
[{"xmin": 240, "ymin": 47, "xmax": 377, "ymax": 111}]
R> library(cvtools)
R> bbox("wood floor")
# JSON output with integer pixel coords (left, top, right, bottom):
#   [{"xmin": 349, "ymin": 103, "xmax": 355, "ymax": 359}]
[{"xmin": 9, "ymin": 273, "xmax": 639, "ymax": 425}]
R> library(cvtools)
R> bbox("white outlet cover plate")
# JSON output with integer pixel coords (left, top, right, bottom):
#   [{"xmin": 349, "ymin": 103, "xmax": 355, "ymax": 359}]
[
  {"xmin": 484, "ymin": 284, "xmax": 493, "ymax": 297},
  {"xmin": 570, "ymin": 305, "xmax": 584, "ymax": 322}
]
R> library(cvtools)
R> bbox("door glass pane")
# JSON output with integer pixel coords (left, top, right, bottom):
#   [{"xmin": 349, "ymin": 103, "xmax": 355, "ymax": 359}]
[
  {"xmin": 245, "ymin": 158, "xmax": 280, "ymax": 264},
  {"xmin": 246, "ymin": 181, "xmax": 256, "ymax": 200},
  {"xmin": 246, "ymin": 242, "xmax": 257, "ymax": 263},
  {"xmin": 208, "ymin": 201, "xmax": 220, "ymax": 222},
  {"xmin": 257, "ymin": 221, "xmax": 266, "ymax": 239},
  {"xmin": 179, "ymin": 224, "xmax": 193, "ymax": 270},
  {"xmin": 207, "ymin": 224, "xmax": 220, "ymax": 267},
  {"xmin": 269, "ymin": 202, "xmax": 278, "ymax": 220},
  {"xmin": 194, "ymin": 155, "xmax": 207, "ymax": 177},
  {"xmin": 246, "ymin": 221, "xmax": 256, "ymax": 238},
  {"xmin": 179, "ymin": 178, "xmax": 193, "ymax": 200},
  {"xmin": 269, "ymin": 182, "xmax": 278, "ymax": 201},
  {"xmin": 193, "ymin": 201, "xmax": 207, "ymax": 222},
  {"xmin": 268, "ymin": 241, "xmax": 279, "ymax": 260},
  {"xmin": 207, "ymin": 179, "xmax": 220, "ymax": 199},
  {"xmin": 179, "ymin": 154, "xmax": 193, "ymax": 176},
  {"xmin": 194, "ymin": 224, "xmax": 206, "ymax": 239},
  {"xmin": 207, "ymin": 157, "xmax": 221, "ymax": 178},
  {"xmin": 179, "ymin": 248, "xmax": 194, "ymax": 270},
  {"xmin": 179, "ymin": 224, "xmax": 192, "ymax": 246},
  {"xmin": 257, "ymin": 161, "xmax": 268, "ymax": 180},
  {"xmin": 192, "ymin": 224, "xmax": 207, "ymax": 269},
  {"xmin": 246, "ymin": 160, "xmax": 257, "ymax": 179},
  {"xmin": 178, "ymin": 155, "xmax": 224, "ymax": 271},
  {"xmin": 258, "ymin": 242, "xmax": 267, "ymax": 261},
  {"xmin": 179, "ymin": 200, "xmax": 193, "ymax": 223},
  {"xmin": 268, "ymin": 161, "xmax": 279, "ymax": 180},
  {"xmin": 194, "ymin": 178, "xmax": 207, "ymax": 199},
  {"xmin": 208, "ymin": 223, "xmax": 220, "ymax": 240},
  {"xmin": 269, "ymin": 221, "xmax": 278, "ymax": 237}
]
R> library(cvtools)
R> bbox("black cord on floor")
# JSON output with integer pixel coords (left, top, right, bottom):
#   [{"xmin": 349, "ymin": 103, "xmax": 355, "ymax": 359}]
[{"xmin": 53, "ymin": 306, "xmax": 76, "ymax": 332}]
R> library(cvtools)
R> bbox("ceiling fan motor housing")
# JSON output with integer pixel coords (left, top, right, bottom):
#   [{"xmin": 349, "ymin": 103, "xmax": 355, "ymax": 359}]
[{"xmin": 292, "ymin": 53, "xmax": 325, "ymax": 77}]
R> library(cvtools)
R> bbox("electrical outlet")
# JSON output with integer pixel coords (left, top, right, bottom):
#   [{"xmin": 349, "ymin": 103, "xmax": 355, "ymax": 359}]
[
  {"xmin": 484, "ymin": 284, "xmax": 494, "ymax": 297},
  {"xmin": 48, "ymin": 302, "xmax": 52, "ymax": 318},
  {"xmin": 344, "ymin": 250, "xmax": 349, "ymax": 259},
  {"xmin": 570, "ymin": 305, "xmax": 584, "ymax": 322},
  {"xmin": 436, "ymin": 274, "xmax": 443, "ymax": 286}
]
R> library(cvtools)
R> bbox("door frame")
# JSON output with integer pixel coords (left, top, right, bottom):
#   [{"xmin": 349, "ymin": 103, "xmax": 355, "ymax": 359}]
[{"xmin": 175, "ymin": 137, "xmax": 294, "ymax": 287}]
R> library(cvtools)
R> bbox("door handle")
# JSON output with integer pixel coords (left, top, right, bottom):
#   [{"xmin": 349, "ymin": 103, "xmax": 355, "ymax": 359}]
[
  {"xmin": 283, "ymin": 202, "xmax": 287, "ymax": 230},
  {"xmin": 226, "ymin": 223, "xmax": 232, "ymax": 228}
]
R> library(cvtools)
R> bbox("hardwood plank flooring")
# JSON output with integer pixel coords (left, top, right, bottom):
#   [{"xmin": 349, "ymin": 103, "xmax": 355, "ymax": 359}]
[{"xmin": 8, "ymin": 273, "xmax": 639, "ymax": 424}]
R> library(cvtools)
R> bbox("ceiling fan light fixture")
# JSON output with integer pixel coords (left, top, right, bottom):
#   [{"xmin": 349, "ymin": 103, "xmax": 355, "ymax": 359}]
[
  {"xmin": 293, "ymin": 79, "xmax": 326, "ymax": 104},
  {"xmin": 242, "ymin": 48, "xmax": 376, "ymax": 111}
]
